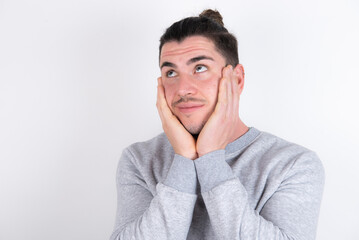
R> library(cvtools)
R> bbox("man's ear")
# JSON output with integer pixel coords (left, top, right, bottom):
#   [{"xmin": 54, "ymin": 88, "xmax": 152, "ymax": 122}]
[{"xmin": 234, "ymin": 64, "xmax": 245, "ymax": 95}]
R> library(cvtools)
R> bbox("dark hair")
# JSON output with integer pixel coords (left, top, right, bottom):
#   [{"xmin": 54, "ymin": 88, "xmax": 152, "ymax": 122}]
[{"xmin": 159, "ymin": 9, "xmax": 239, "ymax": 66}]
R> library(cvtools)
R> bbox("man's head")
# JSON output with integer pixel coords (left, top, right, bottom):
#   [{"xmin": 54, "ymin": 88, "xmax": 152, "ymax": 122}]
[
  {"xmin": 159, "ymin": 9, "xmax": 239, "ymax": 67},
  {"xmin": 159, "ymin": 10, "xmax": 244, "ymax": 135}
]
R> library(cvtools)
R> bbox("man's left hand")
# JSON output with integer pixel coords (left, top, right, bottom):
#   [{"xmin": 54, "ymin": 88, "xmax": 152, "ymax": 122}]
[{"xmin": 196, "ymin": 65, "xmax": 240, "ymax": 157}]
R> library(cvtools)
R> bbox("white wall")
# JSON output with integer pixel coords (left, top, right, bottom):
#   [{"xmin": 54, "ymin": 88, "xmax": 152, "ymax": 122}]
[{"xmin": 0, "ymin": 0, "xmax": 358, "ymax": 239}]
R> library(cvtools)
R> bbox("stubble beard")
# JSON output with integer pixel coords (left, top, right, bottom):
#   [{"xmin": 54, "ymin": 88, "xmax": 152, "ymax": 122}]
[
  {"xmin": 184, "ymin": 121, "xmax": 205, "ymax": 136},
  {"xmin": 177, "ymin": 112, "xmax": 211, "ymax": 137},
  {"xmin": 171, "ymin": 96, "xmax": 209, "ymax": 135},
  {"xmin": 176, "ymin": 106, "xmax": 215, "ymax": 137}
]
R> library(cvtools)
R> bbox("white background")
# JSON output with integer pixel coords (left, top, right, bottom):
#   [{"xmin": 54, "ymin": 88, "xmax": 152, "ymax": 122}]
[{"xmin": 1, "ymin": 0, "xmax": 358, "ymax": 239}]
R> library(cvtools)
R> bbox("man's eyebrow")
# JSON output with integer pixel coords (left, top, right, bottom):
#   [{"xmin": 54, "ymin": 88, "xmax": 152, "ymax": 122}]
[
  {"xmin": 160, "ymin": 56, "xmax": 214, "ymax": 69},
  {"xmin": 187, "ymin": 55, "xmax": 214, "ymax": 65},
  {"xmin": 160, "ymin": 62, "xmax": 176, "ymax": 69}
]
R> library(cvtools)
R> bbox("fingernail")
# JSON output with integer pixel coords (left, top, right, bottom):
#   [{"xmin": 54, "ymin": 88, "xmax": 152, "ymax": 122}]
[
  {"xmin": 227, "ymin": 66, "xmax": 232, "ymax": 77},
  {"xmin": 228, "ymin": 65, "xmax": 233, "ymax": 74}
]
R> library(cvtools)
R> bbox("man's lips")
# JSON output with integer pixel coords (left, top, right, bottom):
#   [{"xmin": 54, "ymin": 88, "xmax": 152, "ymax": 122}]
[{"xmin": 176, "ymin": 103, "xmax": 205, "ymax": 114}]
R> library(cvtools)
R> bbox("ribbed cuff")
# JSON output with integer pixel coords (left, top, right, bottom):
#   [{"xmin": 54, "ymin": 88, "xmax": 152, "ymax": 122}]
[
  {"xmin": 162, "ymin": 154, "xmax": 197, "ymax": 194},
  {"xmin": 194, "ymin": 150, "xmax": 235, "ymax": 193}
]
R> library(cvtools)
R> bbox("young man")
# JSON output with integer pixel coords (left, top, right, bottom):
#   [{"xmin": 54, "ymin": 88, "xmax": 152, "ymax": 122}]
[{"xmin": 110, "ymin": 9, "xmax": 324, "ymax": 240}]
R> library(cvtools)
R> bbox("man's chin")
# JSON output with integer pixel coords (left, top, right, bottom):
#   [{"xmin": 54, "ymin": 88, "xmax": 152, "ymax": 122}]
[
  {"xmin": 176, "ymin": 115, "xmax": 206, "ymax": 135},
  {"xmin": 183, "ymin": 123, "xmax": 205, "ymax": 136}
]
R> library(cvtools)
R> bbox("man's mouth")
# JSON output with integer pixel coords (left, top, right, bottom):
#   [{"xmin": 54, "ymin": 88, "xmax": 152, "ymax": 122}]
[{"xmin": 176, "ymin": 103, "xmax": 205, "ymax": 114}]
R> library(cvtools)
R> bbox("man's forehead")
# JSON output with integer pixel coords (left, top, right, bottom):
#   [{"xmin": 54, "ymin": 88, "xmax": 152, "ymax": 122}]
[{"xmin": 160, "ymin": 36, "xmax": 218, "ymax": 62}]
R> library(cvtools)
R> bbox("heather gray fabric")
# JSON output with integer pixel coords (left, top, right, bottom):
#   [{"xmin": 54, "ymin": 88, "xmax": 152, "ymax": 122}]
[{"xmin": 110, "ymin": 127, "xmax": 324, "ymax": 240}]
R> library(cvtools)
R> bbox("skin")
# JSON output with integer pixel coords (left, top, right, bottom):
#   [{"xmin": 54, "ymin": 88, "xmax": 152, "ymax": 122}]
[{"xmin": 157, "ymin": 36, "xmax": 248, "ymax": 160}]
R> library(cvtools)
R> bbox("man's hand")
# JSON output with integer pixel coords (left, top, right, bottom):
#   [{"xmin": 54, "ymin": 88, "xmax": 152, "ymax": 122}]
[
  {"xmin": 156, "ymin": 77, "xmax": 198, "ymax": 160},
  {"xmin": 196, "ymin": 65, "xmax": 240, "ymax": 157}
]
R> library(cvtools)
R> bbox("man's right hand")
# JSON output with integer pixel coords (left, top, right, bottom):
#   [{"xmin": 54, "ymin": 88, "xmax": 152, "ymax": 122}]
[{"xmin": 156, "ymin": 77, "xmax": 198, "ymax": 160}]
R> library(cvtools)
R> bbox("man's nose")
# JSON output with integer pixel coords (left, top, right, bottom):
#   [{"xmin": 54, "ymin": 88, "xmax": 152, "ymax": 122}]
[{"xmin": 176, "ymin": 74, "xmax": 197, "ymax": 97}]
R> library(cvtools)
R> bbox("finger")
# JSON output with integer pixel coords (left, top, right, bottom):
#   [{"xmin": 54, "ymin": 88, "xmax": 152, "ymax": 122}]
[
  {"xmin": 157, "ymin": 78, "xmax": 169, "ymax": 111},
  {"xmin": 157, "ymin": 77, "xmax": 180, "ymax": 126},
  {"xmin": 156, "ymin": 77, "xmax": 166, "ymax": 121},
  {"xmin": 216, "ymin": 66, "xmax": 229, "ymax": 113},
  {"xmin": 230, "ymin": 66, "xmax": 238, "ymax": 95},
  {"xmin": 156, "ymin": 78, "xmax": 171, "ymax": 120},
  {"xmin": 226, "ymin": 65, "xmax": 233, "ymax": 97},
  {"xmin": 225, "ymin": 66, "xmax": 234, "ymax": 117},
  {"xmin": 156, "ymin": 77, "xmax": 165, "ymax": 111},
  {"xmin": 230, "ymin": 68, "xmax": 239, "ymax": 116}
]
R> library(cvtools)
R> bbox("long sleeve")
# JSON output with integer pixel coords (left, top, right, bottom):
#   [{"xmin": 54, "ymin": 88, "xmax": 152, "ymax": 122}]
[
  {"xmin": 110, "ymin": 149, "xmax": 198, "ymax": 240},
  {"xmin": 194, "ymin": 149, "xmax": 325, "ymax": 240}
]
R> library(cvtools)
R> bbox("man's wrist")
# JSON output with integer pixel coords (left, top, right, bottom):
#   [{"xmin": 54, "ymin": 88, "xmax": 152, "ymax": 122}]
[
  {"xmin": 163, "ymin": 154, "xmax": 198, "ymax": 194},
  {"xmin": 176, "ymin": 151, "xmax": 198, "ymax": 160},
  {"xmin": 197, "ymin": 146, "xmax": 225, "ymax": 158},
  {"xmin": 194, "ymin": 150, "xmax": 235, "ymax": 192}
]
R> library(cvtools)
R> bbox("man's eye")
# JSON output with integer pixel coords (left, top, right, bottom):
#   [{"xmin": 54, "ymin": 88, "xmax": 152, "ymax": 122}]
[
  {"xmin": 195, "ymin": 65, "xmax": 208, "ymax": 73},
  {"xmin": 166, "ymin": 70, "xmax": 177, "ymax": 78}
]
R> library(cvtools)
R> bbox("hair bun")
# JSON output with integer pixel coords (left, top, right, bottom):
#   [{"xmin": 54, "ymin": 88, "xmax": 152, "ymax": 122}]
[{"xmin": 199, "ymin": 9, "xmax": 224, "ymax": 27}]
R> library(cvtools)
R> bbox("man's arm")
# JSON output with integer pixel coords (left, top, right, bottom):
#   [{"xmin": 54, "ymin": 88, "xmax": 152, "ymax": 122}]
[
  {"xmin": 110, "ymin": 78, "xmax": 202, "ymax": 240},
  {"xmin": 110, "ymin": 149, "xmax": 197, "ymax": 240},
  {"xmin": 194, "ymin": 65, "xmax": 324, "ymax": 239},
  {"xmin": 194, "ymin": 149, "xmax": 325, "ymax": 240}
]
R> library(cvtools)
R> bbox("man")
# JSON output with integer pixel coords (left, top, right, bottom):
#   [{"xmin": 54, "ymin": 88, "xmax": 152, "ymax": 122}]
[{"xmin": 110, "ymin": 9, "xmax": 324, "ymax": 240}]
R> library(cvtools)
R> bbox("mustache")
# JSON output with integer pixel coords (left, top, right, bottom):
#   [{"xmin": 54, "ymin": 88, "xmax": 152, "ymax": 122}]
[{"xmin": 172, "ymin": 96, "xmax": 206, "ymax": 108}]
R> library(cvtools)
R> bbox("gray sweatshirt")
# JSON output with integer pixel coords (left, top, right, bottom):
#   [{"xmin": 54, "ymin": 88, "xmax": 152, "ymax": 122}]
[{"xmin": 110, "ymin": 127, "xmax": 324, "ymax": 240}]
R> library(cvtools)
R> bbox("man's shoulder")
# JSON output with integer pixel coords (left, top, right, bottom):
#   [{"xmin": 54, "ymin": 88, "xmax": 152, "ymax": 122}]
[
  {"xmin": 252, "ymin": 129, "xmax": 312, "ymax": 154},
  {"xmin": 117, "ymin": 133, "xmax": 173, "ymax": 193},
  {"xmin": 250, "ymin": 129, "xmax": 323, "ymax": 171},
  {"xmin": 123, "ymin": 132, "xmax": 173, "ymax": 160}
]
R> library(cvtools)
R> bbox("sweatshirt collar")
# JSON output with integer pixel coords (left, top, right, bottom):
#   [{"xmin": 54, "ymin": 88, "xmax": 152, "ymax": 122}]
[{"xmin": 225, "ymin": 127, "xmax": 261, "ymax": 155}]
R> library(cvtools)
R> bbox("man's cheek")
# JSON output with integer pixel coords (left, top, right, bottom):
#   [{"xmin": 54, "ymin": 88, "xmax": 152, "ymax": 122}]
[{"xmin": 202, "ymin": 81, "xmax": 220, "ymax": 98}]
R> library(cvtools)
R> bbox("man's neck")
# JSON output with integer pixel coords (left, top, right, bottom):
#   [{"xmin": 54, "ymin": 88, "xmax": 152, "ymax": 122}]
[
  {"xmin": 191, "ymin": 119, "xmax": 249, "ymax": 145},
  {"xmin": 229, "ymin": 119, "xmax": 249, "ymax": 144}
]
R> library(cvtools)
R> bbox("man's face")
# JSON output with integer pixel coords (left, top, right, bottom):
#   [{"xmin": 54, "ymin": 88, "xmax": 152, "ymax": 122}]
[{"xmin": 160, "ymin": 36, "xmax": 227, "ymax": 134}]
